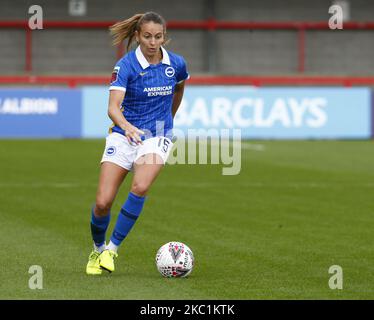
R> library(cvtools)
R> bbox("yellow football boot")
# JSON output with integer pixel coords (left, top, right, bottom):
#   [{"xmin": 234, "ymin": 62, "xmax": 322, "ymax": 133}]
[
  {"xmin": 99, "ymin": 250, "xmax": 118, "ymax": 273},
  {"xmin": 86, "ymin": 251, "xmax": 102, "ymax": 275}
]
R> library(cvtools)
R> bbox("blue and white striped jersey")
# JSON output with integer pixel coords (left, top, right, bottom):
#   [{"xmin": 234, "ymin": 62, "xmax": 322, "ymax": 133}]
[{"xmin": 109, "ymin": 46, "xmax": 189, "ymax": 139}]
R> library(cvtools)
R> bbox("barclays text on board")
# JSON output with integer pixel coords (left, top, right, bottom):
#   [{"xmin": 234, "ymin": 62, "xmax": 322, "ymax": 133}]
[
  {"xmin": 174, "ymin": 87, "xmax": 371, "ymax": 139},
  {"xmin": 174, "ymin": 96, "xmax": 327, "ymax": 128},
  {"xmin": 0, "ymin": 86, "xmax": 372, "ymax": 139}
]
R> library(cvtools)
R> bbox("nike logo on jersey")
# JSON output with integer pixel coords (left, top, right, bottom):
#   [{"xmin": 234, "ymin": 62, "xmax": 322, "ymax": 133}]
[{"xmin": 139, "ymin": 72, "xmax": 148, "ymax": 76}]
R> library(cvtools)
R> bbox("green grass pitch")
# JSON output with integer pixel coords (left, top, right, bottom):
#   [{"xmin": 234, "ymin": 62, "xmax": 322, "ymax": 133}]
[{"xmin": 0, "ymin": 139, "xmax": 373, "ymax": 299}]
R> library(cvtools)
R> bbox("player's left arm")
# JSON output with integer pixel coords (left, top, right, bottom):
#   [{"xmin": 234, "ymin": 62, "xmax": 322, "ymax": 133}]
[{"xmin": 172, "ymin": 81, "xmax": 185, "ymax": 118}]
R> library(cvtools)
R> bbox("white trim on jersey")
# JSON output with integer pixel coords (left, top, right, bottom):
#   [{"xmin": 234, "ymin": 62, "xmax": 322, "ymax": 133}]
[
  {"xmin": 177, "ymin": 74, "xmax": 190, "ymax": 84},
  {"xmin": 135, "ymin": 46, "xmax": 171, "ymax": 69},
  {"xmin": 109, "ymin": 86, "xmax": 126, "ymax": 92},
  {"xmin": 160, "ymin": 46, "xmax": 171, "ymax": 65}
]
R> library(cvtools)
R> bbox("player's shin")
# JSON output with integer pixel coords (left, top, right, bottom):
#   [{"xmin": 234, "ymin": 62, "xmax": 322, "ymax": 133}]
[
  {"xmin": 107, "ymin": 192, "xmax": 146, "ymax": 252},
  {"xmin": 90, "ymin": 207, "xmax": 111, "ymax": 252}
]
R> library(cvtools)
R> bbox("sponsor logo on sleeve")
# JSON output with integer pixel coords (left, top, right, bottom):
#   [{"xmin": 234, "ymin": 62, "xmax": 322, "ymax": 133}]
[{"xmin": 110, "ymin": 66, "xmax": 120, "ymax": 84}]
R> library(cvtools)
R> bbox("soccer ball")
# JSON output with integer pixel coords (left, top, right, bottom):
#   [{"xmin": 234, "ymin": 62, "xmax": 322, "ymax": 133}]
[{"xmin": 155, "ymin": 241, "xmax": 194, "ymax": 278}]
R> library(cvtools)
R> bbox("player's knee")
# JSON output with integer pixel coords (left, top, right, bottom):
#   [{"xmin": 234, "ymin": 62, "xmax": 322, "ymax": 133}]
[
  {"xmin": 131, "ymin": 182, "xmax": 149, "ymax": 197},
  {"xmin": 95, "ymin": 199, "xmax": 112, "ymax": 216}
]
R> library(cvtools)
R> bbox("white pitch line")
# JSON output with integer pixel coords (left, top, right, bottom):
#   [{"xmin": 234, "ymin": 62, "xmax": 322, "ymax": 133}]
[
  {"xmin": 184, "ymin": 139, "xmax": 266, "ymax": 151},
  {"xmin": 0, "ymin": 182, "xmax": 373, "ymax": 188},
  {"xmin": 0, "ymin": 182, "xmax": 88, "ymax": 188},
  {"xmin": 241, "ymin": 142, "xmax": 266, "ymax": 151}
]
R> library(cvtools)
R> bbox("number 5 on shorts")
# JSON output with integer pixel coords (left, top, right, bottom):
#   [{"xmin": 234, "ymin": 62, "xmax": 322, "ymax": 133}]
[{"xmin": 158, "ymin": 137, "xmax": 170, "ymax": 153}]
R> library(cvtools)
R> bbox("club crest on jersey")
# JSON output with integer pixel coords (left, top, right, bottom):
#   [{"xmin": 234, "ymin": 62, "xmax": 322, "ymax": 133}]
[
  {"xmin": 110, "ymin": 66, "xmax": 120, "ymax": 83},
  {"xmin": 165, "ymin": 66, "xmax": 175, "ymax": 78}
]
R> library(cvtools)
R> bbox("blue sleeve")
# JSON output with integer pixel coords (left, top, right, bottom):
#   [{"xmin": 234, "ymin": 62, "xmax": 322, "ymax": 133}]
[
  {"xmin": 109, "ymin": 60, "xmax": 129, "ymax": 92},
  {"xmin": 176, "ymin": 57, "xmax": 189, "ymax": 83}
]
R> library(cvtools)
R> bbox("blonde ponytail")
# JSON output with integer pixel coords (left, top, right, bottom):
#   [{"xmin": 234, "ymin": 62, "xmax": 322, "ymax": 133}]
[
  {"xmin": 109, "ymin": 13, "xmax": 143, "ymax": 50},
  {"xmin": 109, "ymin": 12, "xmax": 167, "ymax": 51}
]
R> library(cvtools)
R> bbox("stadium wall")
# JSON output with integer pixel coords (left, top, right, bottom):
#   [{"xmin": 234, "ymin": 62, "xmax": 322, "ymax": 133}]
[
  {"xmin": 2, "ymin": 0, "xmax": 374, "ymax": 75},
  {"xmin": 372, "ymin": 90, "xmax": 374, "ymax": 139},
  {"xmin": 0, "ymin": 86, "xmax": 372, "ymax": 139}
]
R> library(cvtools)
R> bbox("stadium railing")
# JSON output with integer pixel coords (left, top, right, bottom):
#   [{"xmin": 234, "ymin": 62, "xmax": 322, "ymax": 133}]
[
  {"xmin": 1, "ymin": 19, "xmax": 374, "ymax": 87},
  {"xmin": 2, "ymin": 75, "xmax": 374, "ymax": 88}
]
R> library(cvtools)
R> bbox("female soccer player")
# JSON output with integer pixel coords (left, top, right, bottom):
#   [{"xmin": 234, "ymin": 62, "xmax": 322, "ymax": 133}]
[{"xmin": 86, "ymin": 12, "xmax": 189, "ymax": 275}]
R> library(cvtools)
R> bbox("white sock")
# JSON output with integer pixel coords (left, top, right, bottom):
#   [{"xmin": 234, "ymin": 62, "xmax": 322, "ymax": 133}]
[
  {"xmin": 94, "ymin": 243, "xmax": 106, "ymax": 253},
  {"xmin": 106, "ymin": 241, "xmax": 119, "ymax": 253}
]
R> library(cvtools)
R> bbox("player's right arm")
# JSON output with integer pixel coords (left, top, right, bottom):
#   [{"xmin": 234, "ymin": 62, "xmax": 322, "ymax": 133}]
[{"xmin": 108, "ymin": 90, "xmax": 144, "ymax": 144}]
